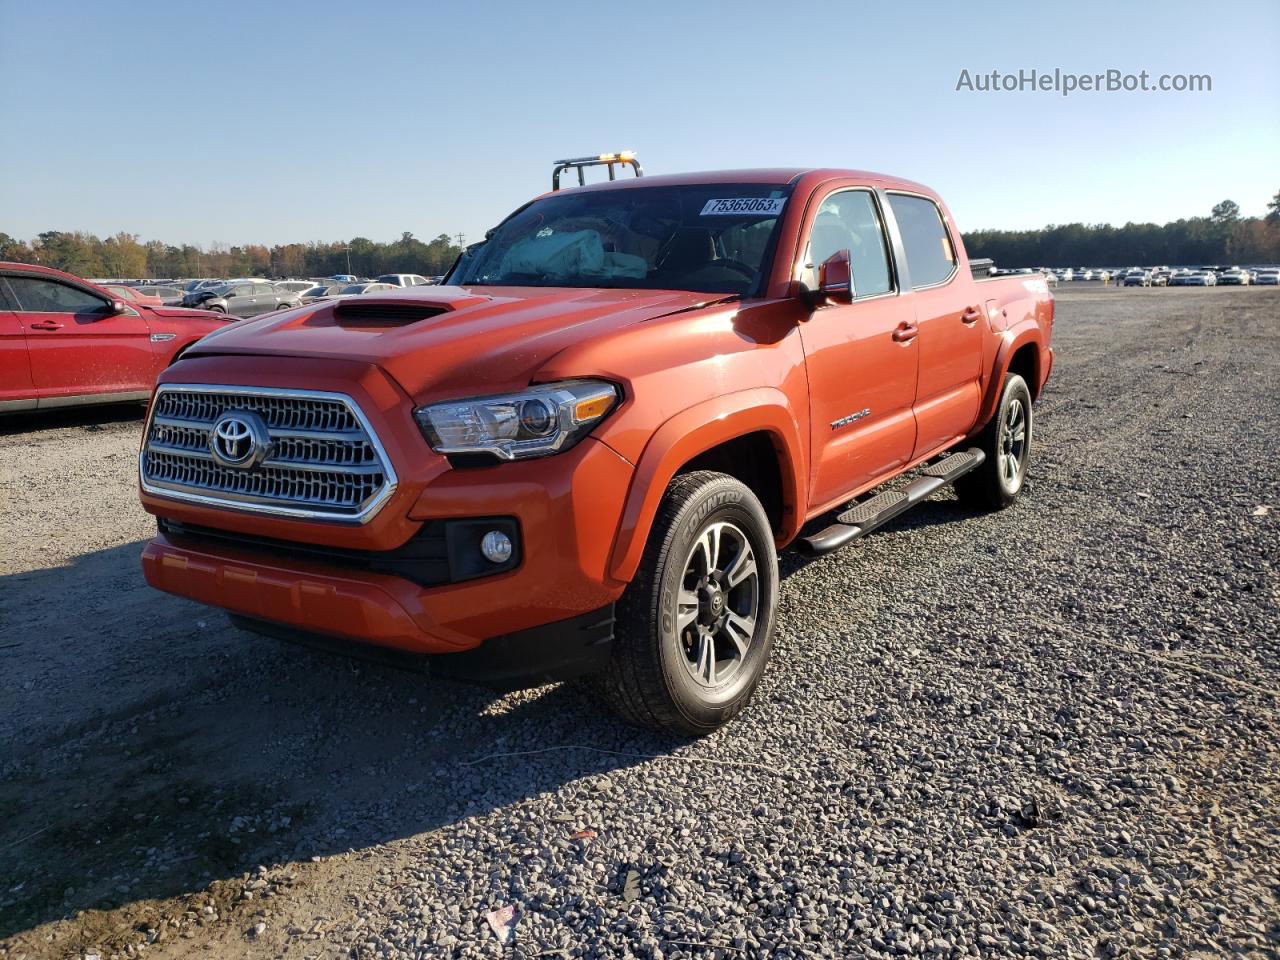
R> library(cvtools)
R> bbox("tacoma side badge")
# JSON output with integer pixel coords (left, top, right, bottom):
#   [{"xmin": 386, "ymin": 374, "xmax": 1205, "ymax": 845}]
[{"xmin": 830, "ymin": 408, "xmax": 870, "ymax": 431}]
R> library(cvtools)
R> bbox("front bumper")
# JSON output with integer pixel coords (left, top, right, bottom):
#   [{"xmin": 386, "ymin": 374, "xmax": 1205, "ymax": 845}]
[
  {"xmin": 143, "ymin": 430, "xmax": 633, "ymax": 654},
  {"xmin": 140, "ymin": 354, "xmax": 637, "ymax": 658}
]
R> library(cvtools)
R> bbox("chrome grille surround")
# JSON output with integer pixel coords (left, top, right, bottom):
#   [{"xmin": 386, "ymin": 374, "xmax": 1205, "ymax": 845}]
[{"xmin": 139, "ymin": 385, "xmax": 398, "ymax": 523}]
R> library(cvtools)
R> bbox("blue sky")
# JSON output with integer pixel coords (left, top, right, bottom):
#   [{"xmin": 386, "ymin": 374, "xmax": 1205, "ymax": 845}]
[{"xmin": 1, "ymin": 0, "xmax": 1276, "ymax": 247}]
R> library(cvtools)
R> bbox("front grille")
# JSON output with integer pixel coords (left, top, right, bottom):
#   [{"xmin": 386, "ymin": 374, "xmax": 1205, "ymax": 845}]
[{"xmin": 140, "ymin": 385, "xmax": 397, "ymax": 522}]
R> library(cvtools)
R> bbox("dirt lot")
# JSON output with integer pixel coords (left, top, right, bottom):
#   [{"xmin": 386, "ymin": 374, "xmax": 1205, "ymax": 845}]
[{"xmin": 1, "ymin": 287, "xmax": 1277, "ymax": 960}]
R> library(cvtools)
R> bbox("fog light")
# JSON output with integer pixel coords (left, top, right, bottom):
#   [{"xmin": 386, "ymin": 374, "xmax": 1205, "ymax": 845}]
[{"xmin": 480, "ymin": 530, "xmax": 513, "ymax": 564}]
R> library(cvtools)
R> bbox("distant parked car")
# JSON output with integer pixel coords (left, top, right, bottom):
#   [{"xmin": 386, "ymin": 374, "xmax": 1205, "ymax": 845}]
[
  {"xmin": 338, "ymin": 282, "xmax": 397, "ymax": 296},
  {"xmin": 138, "ymin": 285, "xmax": 187, "ymax": 305},
  {"xmin": 101, "ymin": 283, "xmax": 164, "ymax": 307},
  {"xmin": 299, "ymin": 283, "xmax": 347, "ymax": 304},
  {"xmin": 375, "ymin": 273, "xmax": 432, "ymax": 287},
  {"xmin": 1075, "ymin": 269, "xmax": 1093, "ymax": 281},
  {"xmin": 1184, "ymin": 271, "xmax": 1217, "ymax": 287},
  {"xmin": 1253, "ymin": 270, "xmax": 1279, "ymax": 285},
  {"xmin": 185, "ymin": 281, "xmax": 302, "ymax": 316},
  {"xmin": 329, "ymin": 274, "xmax": 357, "ymax": 284},
  {"xmin": 273, "ymin": 280, "xmax": 317, "ymax": 296},
  {"xmin": 1123, "ymin": 271, "xmax": 1151, "ymax": 287},
  {"xmin": 1217, "ymin": 269, "xmax": 1250, "ymax": 286}
]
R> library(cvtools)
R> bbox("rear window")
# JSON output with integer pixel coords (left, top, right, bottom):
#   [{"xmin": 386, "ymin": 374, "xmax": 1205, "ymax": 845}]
[{"xmin": 887, "ymin": 193, "xmax": 956, "ymax": 288}]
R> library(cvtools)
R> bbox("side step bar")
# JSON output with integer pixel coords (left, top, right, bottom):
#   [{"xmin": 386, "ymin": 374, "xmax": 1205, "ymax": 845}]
[{"xmin": 797, "ymin": 448, "xmax": 985, "ymax": 556}]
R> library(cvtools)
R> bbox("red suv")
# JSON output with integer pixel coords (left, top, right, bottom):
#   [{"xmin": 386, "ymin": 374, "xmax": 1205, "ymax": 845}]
[{"xmin": 1, "ymin": 262, "xmax": 233, "ymax": 414}]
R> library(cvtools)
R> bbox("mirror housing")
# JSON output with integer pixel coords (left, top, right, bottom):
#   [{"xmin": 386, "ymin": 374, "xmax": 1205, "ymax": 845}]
[
  {"xmin": 818, "ymin": 250, "xmax": 854, "ymax": 304},
  {"xmin": 800, "ymin": 249, "xmax": 855, "ymax": 308},
  {"xmin": 107, "ymin": 299, "xmax": 127, "ymax": 315}
]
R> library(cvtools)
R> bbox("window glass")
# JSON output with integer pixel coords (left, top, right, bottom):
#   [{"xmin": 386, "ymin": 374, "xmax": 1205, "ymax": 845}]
[
  {"xmin": 8, "ymin": 277, "xmax": 107, "ymax": 312},
  {"xmin": 253, "ymin": 283, "xmax": 274, "ymax": 295},
  {"xmin": 887, "ymin": 193, "xmax": 956, "ymax": 288},
  {"xmin": 801, "ymin": 190, "xmax": 893, "ymax": 298},
  {"xmin": 449, "ymin": 182, "xmax": 793, "ymax": 296}
]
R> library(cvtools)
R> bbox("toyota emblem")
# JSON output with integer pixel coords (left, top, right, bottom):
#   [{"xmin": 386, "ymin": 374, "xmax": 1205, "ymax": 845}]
[{"xmin": 208, "ymin": 410, "xmax": 270, "ymax": 468}]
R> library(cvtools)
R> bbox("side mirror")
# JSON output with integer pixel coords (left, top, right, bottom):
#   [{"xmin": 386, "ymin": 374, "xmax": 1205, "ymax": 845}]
[
  {"xmin": 817, "ymin": 250, "xmax": 854, "ymax": 304},
  {"xmin": 107, "ymin": 299, "xmax": 126, "ymax": 315}
]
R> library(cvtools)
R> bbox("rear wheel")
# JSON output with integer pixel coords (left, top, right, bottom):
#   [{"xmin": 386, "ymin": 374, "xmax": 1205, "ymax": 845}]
[
  {"xmin": 597, "ymin": 471, "xmax": 778, "ymax": 736},
  {"xmin": 955, "ymin": 373, "xmax": 1033, "ymax": 511},
  {"xmin": 208, "ymin": 304, "xmax": 225, "ymax": 313}
]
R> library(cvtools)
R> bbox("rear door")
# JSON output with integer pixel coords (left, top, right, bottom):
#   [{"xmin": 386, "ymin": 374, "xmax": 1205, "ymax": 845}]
[
  {"xmin": 0, "ymin": 280, "xmax": 35, "ymax": 411},
  {"xmin": 227, "ymin": 284, "xmax": 256, "ymax": 317},
  {"xmin": 5, "ymin": 272, "xmax": 156, "ymax": 404},
  {"xmin": 885, "ymin": 192, "xmax": 983, "ymax": 459},
  {"xmin": 252, "ymin": 283, "xmax": 279, "ymax": 312},
  {"xmin": 797, "ymin": 186, "xmax": 919, "ymax": 511}
]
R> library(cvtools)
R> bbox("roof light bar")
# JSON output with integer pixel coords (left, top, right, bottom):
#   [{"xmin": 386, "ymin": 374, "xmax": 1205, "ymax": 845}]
[{"xmin": 552, "ymin": 151, "xmax": 644, "ymax": 191}]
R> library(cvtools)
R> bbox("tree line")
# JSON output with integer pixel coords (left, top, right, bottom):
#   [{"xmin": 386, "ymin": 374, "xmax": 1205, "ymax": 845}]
[
  {"xmin": 0, "ymin": 230, "xmax": 464, "ymax": 280},
  {"xmin": 962, "ymin": 195, "xmax": 1280, "ymax": 268}
]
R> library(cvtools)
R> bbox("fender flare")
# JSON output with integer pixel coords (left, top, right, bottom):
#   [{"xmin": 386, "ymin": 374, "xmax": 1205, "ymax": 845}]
[
  {"xmin": 606, "ymin": 387, "xmax": 807, "ymax": 583},
  {"xmin": 975, "ymin": 324, "xmax": 1043, "ymax": 430}
]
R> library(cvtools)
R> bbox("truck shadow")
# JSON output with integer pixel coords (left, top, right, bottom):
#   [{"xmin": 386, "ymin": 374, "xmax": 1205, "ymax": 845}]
[
  {"xmin": 1, "ymin": 495, "xmax": 977, "ymax": 941},
  {"xmin": 0, "ymin": 542, "xmax": 681, "ymax": 942}
]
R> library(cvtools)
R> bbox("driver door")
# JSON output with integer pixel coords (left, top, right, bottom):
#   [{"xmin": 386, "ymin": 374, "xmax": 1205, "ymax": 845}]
[
  {"xmin": 4, "ymin": 273, "xmax": 156, "ymax": 404},
  {"xmin": 796, "ymin": 187, "xmax": 919, "ymax": 511}
]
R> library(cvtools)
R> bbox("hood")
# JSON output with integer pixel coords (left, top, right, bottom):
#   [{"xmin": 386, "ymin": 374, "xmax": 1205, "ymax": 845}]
[{"xmin": 186, "ymin": 285, "xmax": 728, "ymax": 399}]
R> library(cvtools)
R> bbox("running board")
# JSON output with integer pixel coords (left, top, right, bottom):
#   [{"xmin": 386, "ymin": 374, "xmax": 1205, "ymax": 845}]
[{"xmin": 797, "ymin": 448, "xmax": 985, "ymax": 556}]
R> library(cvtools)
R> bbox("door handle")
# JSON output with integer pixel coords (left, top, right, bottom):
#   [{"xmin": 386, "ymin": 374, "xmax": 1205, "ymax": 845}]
[
  {"xmin": 29, "ymin": 320, "xmax": 63, "ymax": 331},
  {"xmin": 961, "ymin": 306, "xmax": 981, "ymax": 323},
  {"xmin": 891, "ymin": 322, "xmax": 918, "ymax": 343}
]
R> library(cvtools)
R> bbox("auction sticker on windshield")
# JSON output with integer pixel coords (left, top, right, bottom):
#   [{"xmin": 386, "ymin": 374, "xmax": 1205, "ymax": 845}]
[{"xmin": 700, "ymin": 197, "xmax": 786, "ymax": 216}]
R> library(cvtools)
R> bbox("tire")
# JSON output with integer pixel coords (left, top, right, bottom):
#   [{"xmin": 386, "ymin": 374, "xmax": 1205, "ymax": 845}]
[
  {"xmin": 955, "ymin": 373, "xmax": 1033, "ymax": 511},
  {"xmin": 208, "ymin": 305, "xmax": 225, "ymax": 313},
  {"xmin": 597, "ymin": 471, "xmax": 779, "ymax": 736}
]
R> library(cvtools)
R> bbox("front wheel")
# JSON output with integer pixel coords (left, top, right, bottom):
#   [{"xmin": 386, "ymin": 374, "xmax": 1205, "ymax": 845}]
[
  {"xmin": 955, "ymin": 373, "xmax": 1033, "ymax": 511},
  {"xmin": 597, "ymin": 471, "xmax": 779, "ymax": 736}
]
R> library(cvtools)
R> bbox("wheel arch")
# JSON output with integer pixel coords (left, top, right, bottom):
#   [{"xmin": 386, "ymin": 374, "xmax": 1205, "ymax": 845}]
[
  {"xmin": 607, "ymin": 388, "xmax": 807, "ymax": 583},
  {"xmin": 974, "ymin": 328, "xmax": 1044, "ymax": 433}
]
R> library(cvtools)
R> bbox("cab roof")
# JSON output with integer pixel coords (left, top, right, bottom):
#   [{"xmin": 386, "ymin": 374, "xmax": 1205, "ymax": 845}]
[{"xmin": 556, "ymin": 167, "xmax": 938, "ymax": 198}]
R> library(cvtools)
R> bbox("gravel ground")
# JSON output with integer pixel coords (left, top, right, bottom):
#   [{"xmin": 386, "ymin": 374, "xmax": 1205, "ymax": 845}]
[{"xmin": 1, "ymin": 286, "xmax": 1277, "ymax": 960}]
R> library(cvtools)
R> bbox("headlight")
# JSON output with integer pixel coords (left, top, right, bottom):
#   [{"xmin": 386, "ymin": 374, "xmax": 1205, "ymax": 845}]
[{"xmin": 414, "ymin": 380, "xmax": 620, "ymax": 461}]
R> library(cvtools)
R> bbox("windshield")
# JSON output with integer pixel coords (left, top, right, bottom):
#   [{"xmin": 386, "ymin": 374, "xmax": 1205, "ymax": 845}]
[
  {"xmin": 340, "ymin": 283, "xmax": 368, "ymax": 294},
  {"xmin": 448, "ymin": 182, "xmax": 793, "ymax": 295}
]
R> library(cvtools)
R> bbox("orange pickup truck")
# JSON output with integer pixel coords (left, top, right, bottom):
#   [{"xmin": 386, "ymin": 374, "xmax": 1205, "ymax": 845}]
[{"xmin": 138, "ymin": 161, "xmax": 1053, "ymax": 735}]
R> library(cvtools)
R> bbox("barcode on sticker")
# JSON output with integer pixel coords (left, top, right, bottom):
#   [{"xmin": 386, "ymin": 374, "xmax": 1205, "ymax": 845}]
[{"xmin": 700, "ymin": 197, "xmax": 786, "ymax": 216}]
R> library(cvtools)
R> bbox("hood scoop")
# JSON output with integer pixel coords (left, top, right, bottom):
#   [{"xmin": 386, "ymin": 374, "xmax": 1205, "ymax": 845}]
[{"xmin": 333, "ymin": 301, "xmax": 450, "ymax": 326}]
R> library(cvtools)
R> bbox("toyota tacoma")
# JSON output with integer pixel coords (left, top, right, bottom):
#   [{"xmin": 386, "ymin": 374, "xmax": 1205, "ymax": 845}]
[{"xmin": 138, "ymin": 160, "xmax": 1054, "ymax": 735}]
